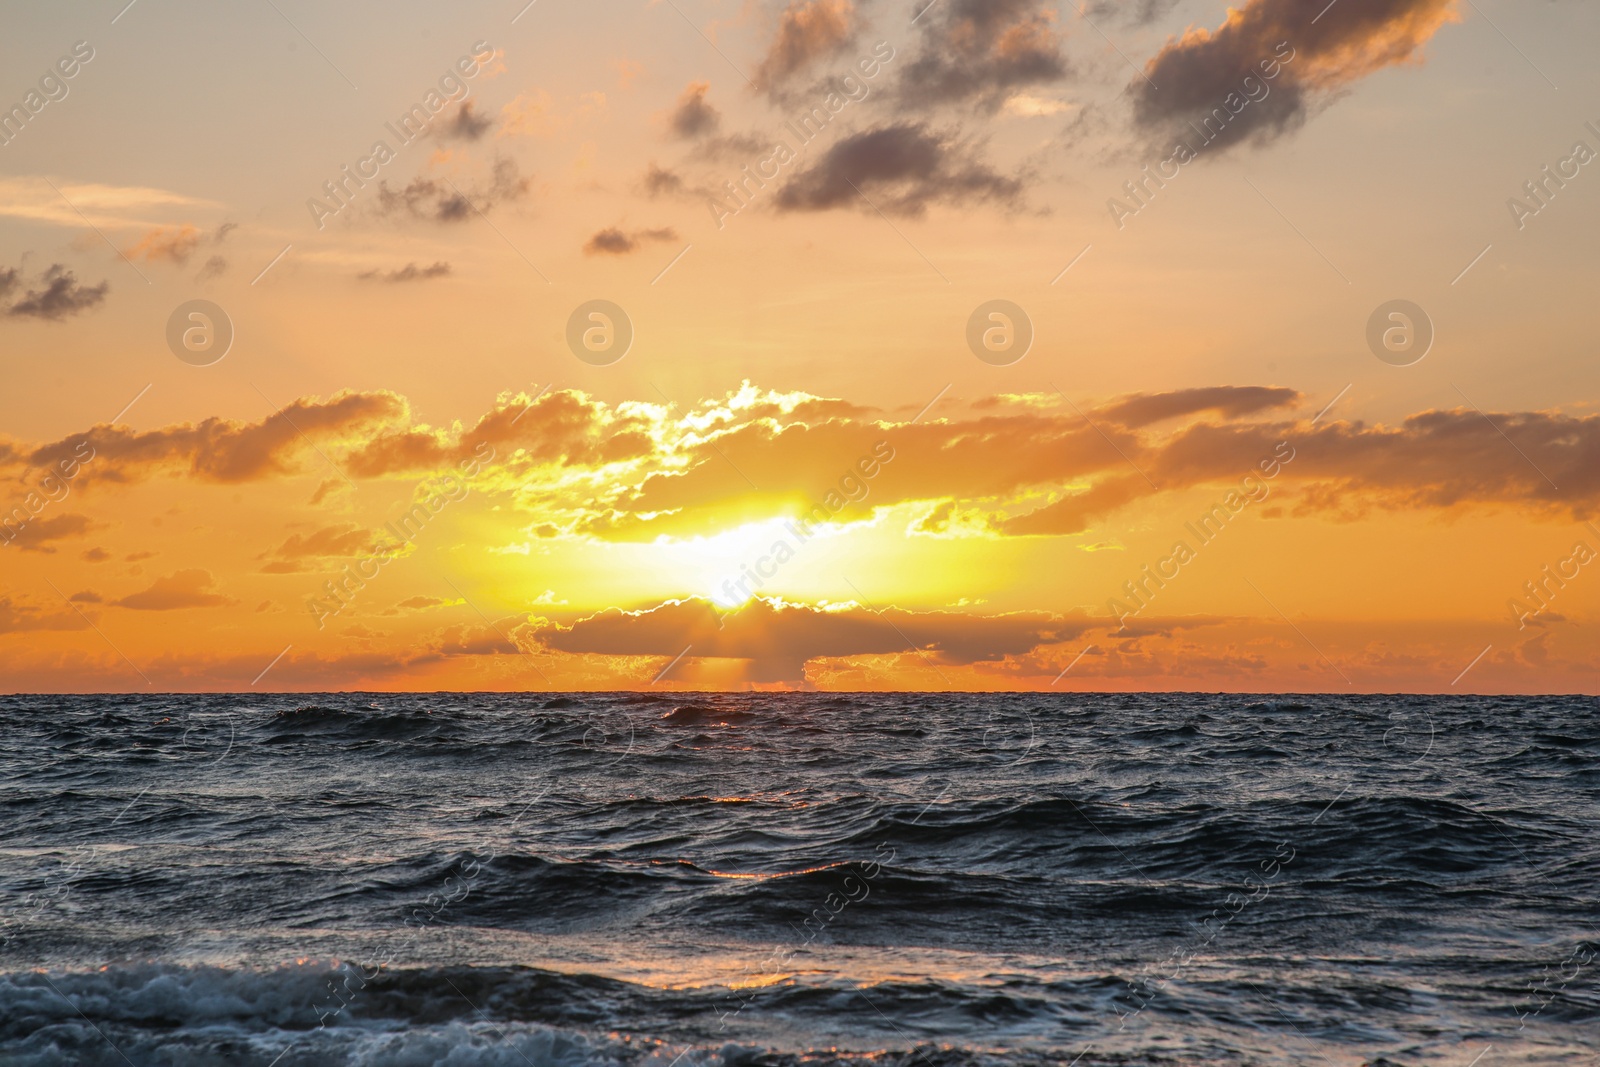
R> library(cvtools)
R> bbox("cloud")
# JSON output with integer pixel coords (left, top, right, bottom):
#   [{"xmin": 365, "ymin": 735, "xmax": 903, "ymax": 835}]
[
  {"xmin": 498, "ymin": 90, "xmax": 606, "ymax": 139},
  {"xmin": 753, "ymin": 0, "xmax": 857, "ymax": 93},
  {"xmin": 1085, "ymin": 0, "xmax": 1183, "ymax": 28},
  {"xmin": 197, "ymin": 255, "xmax": 228, "ymax": 280},
  {"xmin": 24, "ymin": 390, "xmax": 410, "ymax": 485},
  {"xmin": 6, "ymin": 265, "xmax": 109, "ymax": 321},
  {"xmin": 69, "ymin": 590, "xmax": 103, "ymax": 604},
  {"xmin": 125, "ymin": 220, "xmax": 234, "ymax": 268},
  {"xmin": 576, "ymin": 384, "xmax": 1600, "ymax": 540},
  {"xmin": 1131, "ymin": 0, "xmax": 1460, "ymax": 151},
  {"xmin": 1002, "ymin": 93, "xmax": 1073, "ymax": 117},
  {"xmin": 439, "ymin": 100, "xmax": 493, "ymax": 141},
  {"xmin": 358, "ymin": 261, "xmax": 451, "ymax": 283},
  {"xmin": 0, "ymin": 513, "xmax": 94, "ymax": 553},
  {"xmin": 17, "ymin": 382, "xmax": 1598, "ymax": 552},
  {"xmin": 665, "ymin": 81, "xmax": 721, "ymax": 139},
  {"xmin": 81, "ymin": 546, "xmax": 111, "ymax": 562},
  {"xmin": 1097, "ymin": 386, "xmax": 1302, "ymax": 427},
  {"xmin": 374, "ymin": 157, "xmax": 530, "ymax": 223},
  {"xmin": 898, "ymin": 0, "xmax": 1069, "ymax": 111},
  {"xmin": 124, "ymin": 224, "xmax": 202, "ymax": 264},
  {"xmin": 775, "ymin": 123, "xmax": 1024, "ymax": 216},
  {"xmin": 613, "ymin": 58, "xmax": 645, "ymax": 89},
  {"xmin": 0, "ymin": 596, "xmax": 91, "ymax": 635},
  {"xmin": 388, "ymin": 595, "xmax": 459, "ymax": 613},
  {"xmin": 0, "ymin": 179, "xmax": 221, "ymax": 230},
  {"xmin": 112, "ymin": 569, "xmax": 234, "ymax": 611},
  {"xmin": 539, "ymin": 596, "xmax": 1086, "ymax": 683},
  {"xmin": 341, "ymin": 387, "xmax": 656, "ymax": 478},
  {"xmin": 641, "ymin": 163, "xmax": 687, "ymax": 197},
  {"xmin": 0, "ymin": 267, "xmax": 17, "ymax": 300},
  {"xmin": 431, "ymin": 622, "xmax": 521, "ymax": 657},
  {"xmin": 582, "ymin": 226, "xmax": 679, "ymax": 256},
  {"xmin": 259, "ymin": 523, "xmax": 394, "ymax": 573}
]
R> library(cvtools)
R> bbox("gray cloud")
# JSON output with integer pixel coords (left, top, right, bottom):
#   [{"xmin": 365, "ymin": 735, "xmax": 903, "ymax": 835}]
[
  {"xmin": 1098, "ymin": 386, "xmax": 1302, "ymax": 428},
  {"xmin": 1084, "ymin": 0, "xmax": 1183, "ymax": 29},
  {"xmin": 898, "ymin": 0, "xmax": 1069, "ymax": 111},
  {"xmin": 1131, "ymin": 0, "xmax": 1459, "ymax": 153},
  {"xmin": 439, "ymin": 100, "xmax": 494, "ymax": 141},
  {"xmin": 375, "ymin": 157, "xmax": 530, "ymax": 223},
  {"xmin": 358, "ymin": 261, "xmax": 452, "ymax": 283},
  {"xmin": 6, "ymin": 265, "xmax": 109, "ymax": 322},
  {"xmin": 583, "ymin": 227, "xmax": 679, "ymax": 256},
  {"xmin": 667, "ymin": 81, "xmax": 720, "ymax": 139},
  {"xmin": 540, "ymin": 595, "xmax": 1085, "ymax": 683},
  {"xmin": 775, "ymin": 123, "xmax": 1024, "ymax": 215},
  {"xmin": 641, "ymin": 163, "xmax": 686, "ymax": 197}
]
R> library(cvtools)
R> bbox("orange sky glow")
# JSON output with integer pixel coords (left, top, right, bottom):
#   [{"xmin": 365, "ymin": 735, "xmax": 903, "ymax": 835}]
[{"xmin": 2, "ymin": 0, "xmax": 1596, "ymax": 692}]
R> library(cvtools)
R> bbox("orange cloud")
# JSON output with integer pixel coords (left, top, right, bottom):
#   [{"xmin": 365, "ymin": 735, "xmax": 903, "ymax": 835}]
[
  {"xmin": 112, "ymin": 569, "xmax": 234, "ymax": 611},
  {"xmin": 259, "ymin": 524, "xmax": 396, "ymax": 573},
  {"xmin": 124, "ymin": 224, "xmax": 202, "ymax": 264},
  {"xmin": 753, "ymin": 0, "xmax": 857, "ymax": 93},
  {"xmin": 0, "ymin": 595, "xmax": 91, "ymax": 634},
  {"xmin": 22, "ymin": 391, "xmax": 410, "ymax": 485}
]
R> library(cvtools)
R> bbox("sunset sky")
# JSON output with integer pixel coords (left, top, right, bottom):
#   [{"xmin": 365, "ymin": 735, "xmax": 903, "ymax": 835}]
[{"xmin": 1, "ymin": 0, "xmax": 1597, "ymax": 692}]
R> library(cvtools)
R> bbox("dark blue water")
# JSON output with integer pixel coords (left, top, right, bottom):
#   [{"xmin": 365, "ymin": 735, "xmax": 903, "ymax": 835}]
[{"xmin": 1, "ymin": 693, "xmax": 1596, "ymax": 1066}]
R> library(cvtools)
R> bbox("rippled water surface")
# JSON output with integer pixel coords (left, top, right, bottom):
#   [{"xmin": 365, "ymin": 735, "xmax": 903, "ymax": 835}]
[{"xmin": 1, "ymin": 692, "xmax": 1596, "ymax": 1066}]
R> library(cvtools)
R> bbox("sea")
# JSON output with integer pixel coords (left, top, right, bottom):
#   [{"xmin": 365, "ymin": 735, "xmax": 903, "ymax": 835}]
[{"xmin": 0, "ymin": 693, "xmax": 1595, "ymax": 1067}]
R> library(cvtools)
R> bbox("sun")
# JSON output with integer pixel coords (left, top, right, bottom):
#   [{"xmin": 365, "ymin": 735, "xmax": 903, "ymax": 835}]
[{"xmin": 646, "ymin": 517, "xmax": 804, "ymax": 608}]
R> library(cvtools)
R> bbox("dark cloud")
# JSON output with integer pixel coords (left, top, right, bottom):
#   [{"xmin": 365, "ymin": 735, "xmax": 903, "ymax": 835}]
[
  {"xmin": 583, "ymin": 226, "xmax": 678, "ymax": 256},
  {"xmin": 375, "ymin": 157, "xmax": 530, "ymax": 223},
  {"xmin": 775, "ymin": 123, "xmax": 1024, "ymax": 216},
  {"xmin": 112, "ymin": 569, "xmax": 234, "ymax": 611},
  {"xmin": 753, "ymin": 0, "xmax": 857, "ymax": 94},
  {"xmin": 0, "ymin": 267, "xmax": 20, "ymax": 300},
  {"xmin": 0, "ymin": 513, "xmax": 94, "ymax": 553},
  {"xmin": 540, "ymin": 596, "xmax": 1085, "ymax": 683},
  {"xmin": 197, "ymin": 255, "xmax": 228, "ymax": 281},
  {"xmin": 666, "ymin": 81, "xmax": 721, "ymax": 139},
  {"xmin": 898, "ymin": 0, "xmax": 1069, "ymax": 111},
  {"xmin": 68, "ymin": 590, "xmax": 103, "ymax": 604},
  {"xmin": 641, "ymin": 163, "xmax": 686, "ymax": 197},
  {"xmin": 439, "ymin": 100, "xmax": 493, "ymax": 141},
  {"xmin": 6, "ymin": 265, "xmax": 109, "ymax": 321},
  {"xmin": 1084, "ymin": 0, "xmax": 1183, "ymax": 29},
  {"xmin": 1098, "ymin": 386, "xmax": 1302, "ymax": 427},
  {"xmin": 1131, "ymin": 0, "xmax": 1459, "ymax": 152},
  {"xmin": 358, "ymin": 261, "xmax": 452, "ymax": 283}
]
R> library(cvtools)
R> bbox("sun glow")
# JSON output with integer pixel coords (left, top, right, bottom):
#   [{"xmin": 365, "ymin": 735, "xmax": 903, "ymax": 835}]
[{"xmin": 656, "ymin": 517, "xmax": 807, "ymax": 607}]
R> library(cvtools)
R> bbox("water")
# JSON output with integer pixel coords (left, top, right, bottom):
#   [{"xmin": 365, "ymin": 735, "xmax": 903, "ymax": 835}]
[{"xmin": 0, "ymin": 693, "xmax": 1596, "ymax": 1066}]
